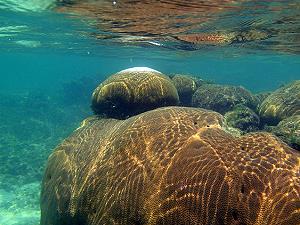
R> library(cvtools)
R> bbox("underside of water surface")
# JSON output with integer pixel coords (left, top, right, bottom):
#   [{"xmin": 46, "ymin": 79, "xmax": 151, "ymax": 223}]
[{"xmin": 0, "ymin": 1, "xmax": 299, "ymax": 225}]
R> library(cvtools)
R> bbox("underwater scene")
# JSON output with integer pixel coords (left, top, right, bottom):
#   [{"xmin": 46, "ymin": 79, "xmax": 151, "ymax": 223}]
[{"xmin": 0, "ymin": 0, "xmax": 300, "ymax": 225}]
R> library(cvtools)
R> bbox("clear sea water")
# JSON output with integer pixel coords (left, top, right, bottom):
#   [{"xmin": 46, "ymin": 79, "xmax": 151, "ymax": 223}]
[{"xmin": 0, "ymin": 0, "xmax": 299, "ymax": 224}]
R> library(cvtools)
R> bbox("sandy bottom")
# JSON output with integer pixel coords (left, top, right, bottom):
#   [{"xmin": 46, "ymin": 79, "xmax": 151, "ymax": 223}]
[{"xmin": 0, "ymin": 183, "xmax": 40, "ymax": 225}]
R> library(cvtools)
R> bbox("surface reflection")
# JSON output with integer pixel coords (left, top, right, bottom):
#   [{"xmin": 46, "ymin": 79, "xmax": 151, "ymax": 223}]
[{"xmin": 55, "ymin": 0, "xmax": 300, "ymax": 53}]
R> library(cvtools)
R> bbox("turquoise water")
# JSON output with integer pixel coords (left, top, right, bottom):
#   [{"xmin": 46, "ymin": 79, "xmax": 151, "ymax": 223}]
[{"xmin": 0, "ymin": 1, "xmax": 300, "ymax": 224}]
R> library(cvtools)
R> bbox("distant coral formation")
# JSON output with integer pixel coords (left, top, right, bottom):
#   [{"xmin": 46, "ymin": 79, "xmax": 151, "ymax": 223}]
[
  {"xmin": 224, "ymin": 104, "xmax": 260, "ymax": 133},
  {"xmin": 170, "ymin": 74, "xmax": 203, "ymax": 106},
  {"xmin": 267, "ymin": 115, "xmax": 300, "ymax": 150},
  {"xmin": 191, "ymin": 84, "xmax": 258, "ymax": 114},
  {"xmin": 41, "ymin": 68, "xmax": 300, "ymax": 225}
]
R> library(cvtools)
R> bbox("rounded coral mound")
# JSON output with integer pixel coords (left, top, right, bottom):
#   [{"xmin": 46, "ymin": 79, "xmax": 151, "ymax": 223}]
[
  {"xmin": 41, "ymin": 107, "xmax": 300, "ymax": 225},
  {"xmin": 259, "ymin": 80, "xmax": 300, "ymax": 124},
  {"xmin": 224, "ymin": 105, "xmax": 260, "ymax": 133},
  {"xmin": 270, "ymin": 115, "xmax": 300, "ymax": 150},
  {"xmin": 191, "ymin": 84, "xmax": 258, "ymax": 114},
  {"xmin": 171, "ymin": 74, "xmax": 203, "ymax": 106},
  {"xmin": 91, "ymin": 67, "xmax": 179, "ymax": 119},
  {"xmin": 255, "ymin": 92, "xmax": 271, "ymax": 106}
]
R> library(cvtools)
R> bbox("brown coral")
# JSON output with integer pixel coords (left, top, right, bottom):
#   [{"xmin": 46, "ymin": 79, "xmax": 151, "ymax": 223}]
[{"xmin": 41, "ymin": 107, "xmax": 300, "ymax": 225}]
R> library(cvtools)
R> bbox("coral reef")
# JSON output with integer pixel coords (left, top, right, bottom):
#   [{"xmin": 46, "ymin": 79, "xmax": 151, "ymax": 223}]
[
  {"xmin": 91, "ymin": 67, "xmax": 179, "ymax": 119},
  {"xmin": 170, "ymin": 74, "xmax": 204, "ymax": 106},
  {"xmin": 41, "ymin": 106, "xmax": 300, "ymax": 225},
  {"xmin": 191, "ymin": 84, "xmax": 258, "ymax": 114},
  {"xmin": 267, "ymin": 115, "xmax": 300, "ymax": 151},
  {"xmin": 2, "ymin": 67, "xmax": 297, "ymax": 225},
  {"xmin": 259, "ymin": 80, "xmax": 300, "ymax": 124},
  {"xmin": 255, "ymin": 92, "xmax": 271, "ymax": 106},
  {"xmin": 224, "ymin": 104, "xmax": 260, "ymax": 133}
]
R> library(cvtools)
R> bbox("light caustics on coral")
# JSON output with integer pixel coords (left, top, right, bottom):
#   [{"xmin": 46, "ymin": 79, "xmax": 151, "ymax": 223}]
[{"xmin": 41, "ymin": 67, "xmax": 300, "ymax": 225}]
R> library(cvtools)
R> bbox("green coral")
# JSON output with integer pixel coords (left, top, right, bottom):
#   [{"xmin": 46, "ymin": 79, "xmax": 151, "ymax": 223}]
[
  {"xmin": 171, "ymin": 74, "xmax": 204, "ymax": 106},
  {"xmin": 192, "ymin": 84, "xmax": 259, "ymax": 114},
  {"xmin": 224, "ymin": 105, "xmax": 260, "ymax": 133},
  {"xmin": 255, "ymin": 92, "xmax": 271, "ymax": 107},
  {"xmin": 259, "ymin": 80, "xmax": 300, "ymax": 124},
  {"xmin": 271, "ymin": 115, "xmax": 300, "ymax": 150}
]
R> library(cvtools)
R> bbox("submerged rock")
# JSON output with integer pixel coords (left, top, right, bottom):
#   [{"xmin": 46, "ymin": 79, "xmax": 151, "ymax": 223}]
[
  {"xmin": 259, "ymin": 80, "xmax": 300, "ymax": 124},
  {"xmin": 91, "ymin": 67, "xmax": 179, "ymax": 119},
  {"xmin": 224, "ymin": 104, "xmax": 260, "ymax": 133},
  {"xmin": 41, "ymin": 106, "xmax": 300, "ymax": 225},
  {"xmin": 270, "ymin": 115, "xmax": 300, "ymax": 150},
  {"xmin": 191, "ymin": 84, "xmax": 258, "ymax": 114},
  {"xmin": 171, "ymin": 74, "xmax": 204, "ymax": 106}
]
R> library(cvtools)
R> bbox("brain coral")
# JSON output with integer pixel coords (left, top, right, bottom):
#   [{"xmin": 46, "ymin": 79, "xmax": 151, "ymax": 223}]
[
  {"xmin": 41, "ymin": 107, "xmax": 300, "ymax": 225},
  {"xmin": 91, "ymin": 67, "xmax": 179, "ymax": 119},
  {"xmin": 259, "ymin": 80, "xmax": 300, "ymax": 124},
  {"xmin": 224, "ymin": 105, "xmax": 260, "ymax": 133},
  {"xmin": 171, "ymin": 74, "xmax": 203, "ymax": 106},
  {"xmin": 271, "ymin": 115, "xmax": 300, "ymax": 151},
  {"xmin": 191, "ymin": 84, "xmax": 258, "ymax": 114}
]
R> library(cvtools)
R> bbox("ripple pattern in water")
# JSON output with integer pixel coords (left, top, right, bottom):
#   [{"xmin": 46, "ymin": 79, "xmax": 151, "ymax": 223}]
[{"xmin": 54, "ymin": 0, "xmax": 300, "ymax": 53}]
